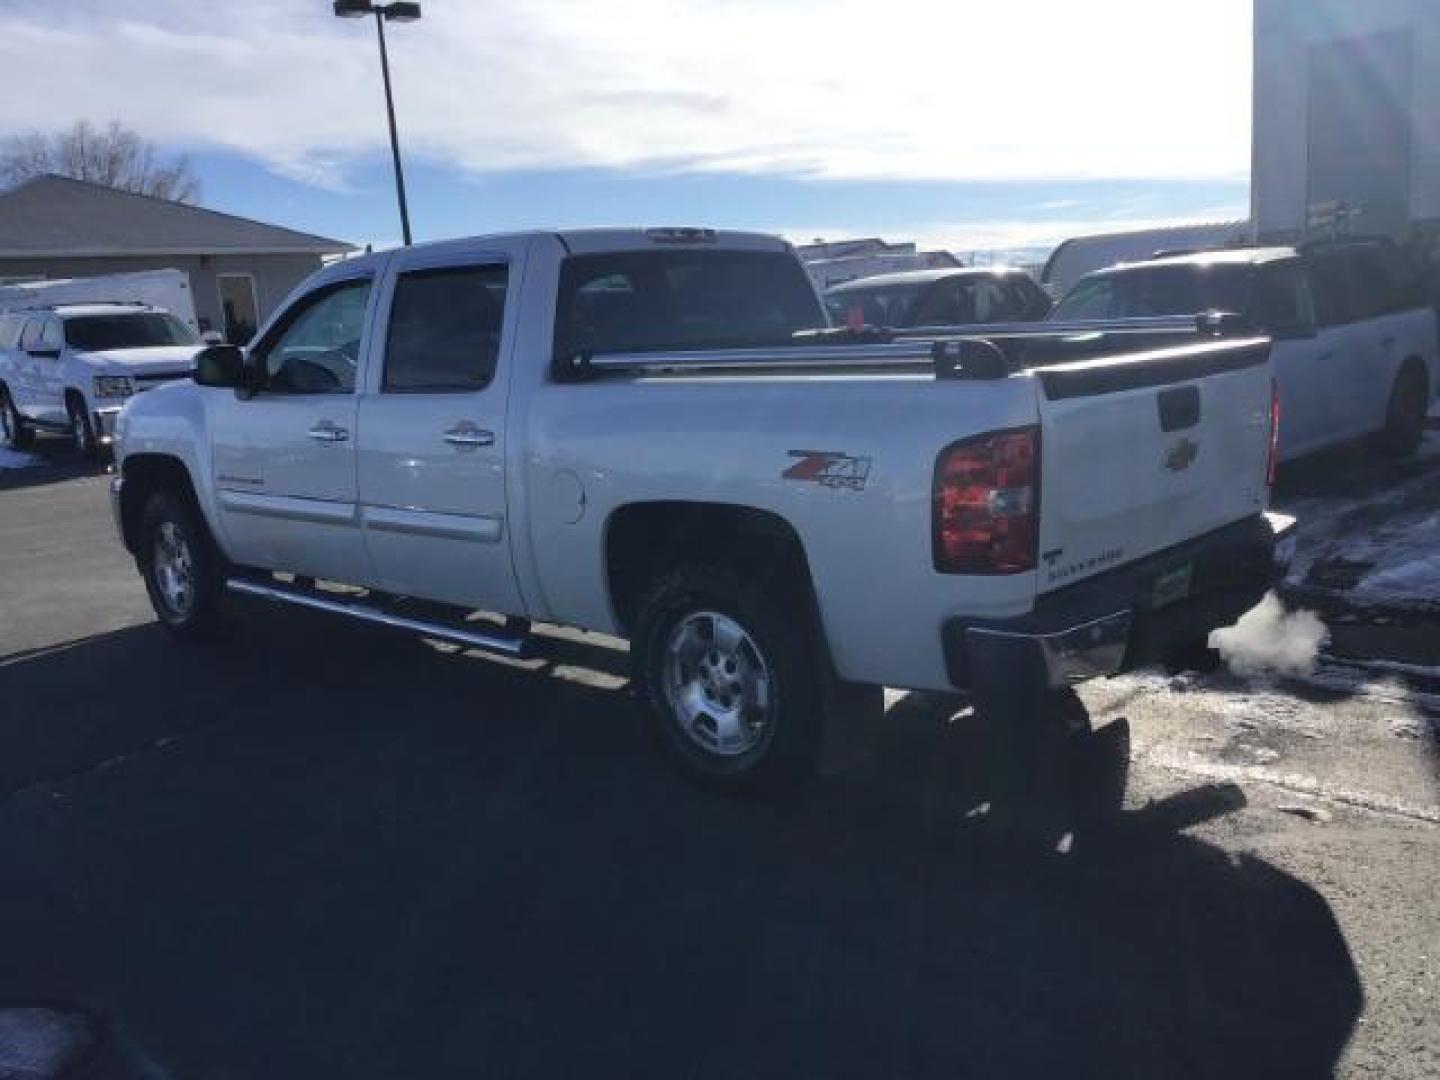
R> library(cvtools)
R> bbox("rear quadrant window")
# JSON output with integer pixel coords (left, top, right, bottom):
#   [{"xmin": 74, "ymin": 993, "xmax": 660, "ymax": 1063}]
[{"xmin": 384, "ymin": 265, "xmax": 508, "ymax": 393}]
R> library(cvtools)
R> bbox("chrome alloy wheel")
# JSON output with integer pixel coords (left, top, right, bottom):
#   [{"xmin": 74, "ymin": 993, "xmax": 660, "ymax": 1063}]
[
  {"xmin": 151, "ymin": 521, "xmax": 196, "ymax": 619},
  {"xmin": 662, "ymin": 611, "xmax": 774, "ymax": 757}
]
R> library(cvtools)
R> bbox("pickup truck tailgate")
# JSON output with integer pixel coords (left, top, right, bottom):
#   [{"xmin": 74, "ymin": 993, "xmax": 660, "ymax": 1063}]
[{"xmin": 1032, "ymin": 337, "xmax": 1274, "ymax": 595}]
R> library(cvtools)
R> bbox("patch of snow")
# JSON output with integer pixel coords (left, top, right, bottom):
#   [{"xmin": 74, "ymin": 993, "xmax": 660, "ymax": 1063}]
[
  {"xmin": 1144, "ymin": 745, "xmax": 1440, "ymax": 823},
  {"xmin": 1282, "ymin": 433, "xmax": 1440, "ymax": 608}
]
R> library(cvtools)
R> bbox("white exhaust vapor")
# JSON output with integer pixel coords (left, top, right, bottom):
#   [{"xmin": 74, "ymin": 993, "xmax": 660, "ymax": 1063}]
[{"xmin": 1209, "ymin": 592, "xmax": 1329, "ymax": 679}]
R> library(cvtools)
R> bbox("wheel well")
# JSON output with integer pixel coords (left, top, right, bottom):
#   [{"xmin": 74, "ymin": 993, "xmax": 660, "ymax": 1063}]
[
  {"xmin": 604, "ymin": 501, "xmax": 815, "ymax": 636},
  {"xmin": 119, "ymin": 454, "xmax": 198, "ymax": 555}
]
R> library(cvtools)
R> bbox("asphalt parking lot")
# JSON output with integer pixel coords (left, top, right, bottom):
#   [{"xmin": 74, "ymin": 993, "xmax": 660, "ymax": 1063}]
[{"xmin": 1, "ymin": 443, "xmax": 1437, "ymax": 1079}]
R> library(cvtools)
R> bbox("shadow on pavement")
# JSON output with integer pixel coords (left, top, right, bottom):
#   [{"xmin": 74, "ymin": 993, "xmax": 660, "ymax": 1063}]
[
  {"xmin": 0, "ymin": 608, "xmax": 1363, "ymax": 1079},
  {"xmin": 0, "ymin": 436, "xmax": 106, "ymax": 493}
]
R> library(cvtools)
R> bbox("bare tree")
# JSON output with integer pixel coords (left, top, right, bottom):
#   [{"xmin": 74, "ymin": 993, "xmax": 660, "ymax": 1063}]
[{"xmin": 0, "ymin": 120, "xmax": 201, "ymax": 204}]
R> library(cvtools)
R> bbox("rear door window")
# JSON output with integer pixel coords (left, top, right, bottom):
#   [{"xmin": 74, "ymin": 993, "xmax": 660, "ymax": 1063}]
[
  {"xmin": 1255, "ymin": 261, "xmax": 1315, "ymax": 331},
  {"xmin": 1345, "ymin": 245, "xmax": 1418, "ymax": 317},
  {"xmin": 384, "ymin": 264, "xmax": 508, "ymax": 393},
  {"xmin": 555, "ymin": 250, "xmax": 822, "ymax": 359},
  {"xmin": 1308, "ymin": 253, "xmax": 1358, "ymax": 326}
]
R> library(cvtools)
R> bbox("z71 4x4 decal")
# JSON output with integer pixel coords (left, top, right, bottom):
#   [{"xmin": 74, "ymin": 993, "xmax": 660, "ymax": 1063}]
[{"xmin": 783, "ymin": 451, "xmax": 871, "ymax": 491}]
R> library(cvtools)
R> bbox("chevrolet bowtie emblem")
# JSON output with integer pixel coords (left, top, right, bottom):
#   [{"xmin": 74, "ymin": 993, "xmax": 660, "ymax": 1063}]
[{"xmin": 1163, "ymin": 438, "xmax": 1199, "ymax": 472}]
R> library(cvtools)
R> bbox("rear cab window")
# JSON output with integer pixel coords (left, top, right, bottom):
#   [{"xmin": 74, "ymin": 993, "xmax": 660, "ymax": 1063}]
[{"xmin": 555, "ymin": 250, "xmax": 823, "ymax": 362}]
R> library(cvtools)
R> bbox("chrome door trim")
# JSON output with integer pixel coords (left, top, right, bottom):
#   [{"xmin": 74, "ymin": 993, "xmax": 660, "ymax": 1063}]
[
  {"xmin": 361, "ymin": 505, "xmax": 504, "ymax": 543},
  {"xmin": 217, "ymin": 489, "xmax": 358, "ymax": 526}
]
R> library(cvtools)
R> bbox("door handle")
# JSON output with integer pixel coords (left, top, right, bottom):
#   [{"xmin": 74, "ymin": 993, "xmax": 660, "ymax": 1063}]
[
  {"xmin": 443, "ymin": 424, "xmax": 495, "ymax": 448},
  {"xmin": 307, "ymin": 422, "xmax": 349, "ymax": 443}
]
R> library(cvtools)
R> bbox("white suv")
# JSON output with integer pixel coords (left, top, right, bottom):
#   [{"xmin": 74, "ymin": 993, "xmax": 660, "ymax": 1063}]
[{"xmin": 0, "ymin": 303, "xmax": 202, "ymax": 458}]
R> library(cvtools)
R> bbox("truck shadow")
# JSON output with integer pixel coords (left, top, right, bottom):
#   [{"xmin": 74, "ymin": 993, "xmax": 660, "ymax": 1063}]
[
  {"xmin": 0, "ymin": 436, "xmax": 106, "ymax": 492},
  {"xmin": 0, "ymin": 610, "xmax": 1362, "ymax": 1079}
]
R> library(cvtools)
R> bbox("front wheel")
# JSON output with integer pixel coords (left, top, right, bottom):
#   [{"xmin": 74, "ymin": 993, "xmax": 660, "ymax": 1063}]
[
  {"xmin": 0, "ymin": 385, "xmax": 34, "ymax": 450},
  {"xmin": 633, "ymin": 563, "xmax": 822, "ymax": 793},
  {"xmin": 139, "ymin": 490, "xmax": 226, "ymax": 640},
  {"xmin": 1377, "ymin": 362, "xmax": 1429, "ymax": 458}
]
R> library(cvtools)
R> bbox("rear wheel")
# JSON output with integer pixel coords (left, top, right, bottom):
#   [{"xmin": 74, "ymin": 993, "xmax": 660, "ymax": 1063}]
[
  {"xmin": 66, "ymin": 393, "xmax": 99, "ymax": 460},
  {"xmin": 0, "ymin": 385, "xmax": 34, "ymax": 450},
  {"xmin": 634, "ymin": 562, "xmax": 822, "ymax": 793},
  {"xmin": 139, "ymin": 490, "xmax": 226, "ymax": 640},
  {"xmin": 1377, "ymin": 362, "xmax": 1429, "ymax": 458}
]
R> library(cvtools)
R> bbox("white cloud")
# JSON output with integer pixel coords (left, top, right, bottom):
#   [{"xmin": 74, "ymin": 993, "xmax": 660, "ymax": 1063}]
[{"xmin": 0, "ymin": 0, "xmax": 1253, "ymax": 188}]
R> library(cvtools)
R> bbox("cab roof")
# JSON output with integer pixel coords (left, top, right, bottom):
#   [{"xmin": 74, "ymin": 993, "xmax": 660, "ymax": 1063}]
[{"xmin": 1113, "ymin": 246, "xmax": 1297, "ymax": 273}]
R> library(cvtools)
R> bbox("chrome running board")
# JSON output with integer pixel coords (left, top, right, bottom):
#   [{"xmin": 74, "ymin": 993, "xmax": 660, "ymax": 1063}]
[{"xmin": 226, "ymin": 577, "xmax": 530, "ymax": 656}]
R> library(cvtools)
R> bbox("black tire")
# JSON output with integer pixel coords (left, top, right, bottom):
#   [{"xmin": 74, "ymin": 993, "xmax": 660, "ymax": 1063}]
[
  {"xmin": 66, "ymin": 392, "xmax": 99, "ymax": 460},
  {"xmin": 1377, "ymin": 361, "xmax": 1429, "ymax": 458},
  {"xmin": 0, "ymin": 384, "xmax": 34, "ymax": 450},
  {"xmin": 138, "ymin": 489, "xmax": 226, "ymax": 640},
  {"xmin": 633, "ymin": 562, "xmax": 823, "ymax": 793}
]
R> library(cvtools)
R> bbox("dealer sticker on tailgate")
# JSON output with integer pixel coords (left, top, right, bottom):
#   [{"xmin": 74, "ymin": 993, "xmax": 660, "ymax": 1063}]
[{"xmin": 1151, "ymin": 563, "xmax": 1194, "ymax": 609}]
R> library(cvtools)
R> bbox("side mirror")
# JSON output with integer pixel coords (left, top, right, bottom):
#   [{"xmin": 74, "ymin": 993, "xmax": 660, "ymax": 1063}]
[
  {"xmin": 193, "ymin": 344, "xmax": 246, "ymax": 388},
  {"xmin": 201, "ymin": 330, "xmax": 225, "ymax": 345}
]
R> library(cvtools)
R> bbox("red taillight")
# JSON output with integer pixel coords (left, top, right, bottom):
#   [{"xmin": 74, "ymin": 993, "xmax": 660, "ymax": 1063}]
[
  {"xmin": 933, "ymin": 425, "xmax": 1039, "ymax": 574},
  {"xmin": 1267, "ymin": 377, "xmax": 1281, "ymax": 488}
]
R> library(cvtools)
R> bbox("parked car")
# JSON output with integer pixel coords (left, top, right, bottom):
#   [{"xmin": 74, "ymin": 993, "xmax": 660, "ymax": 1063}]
[
  {"xmin": 0, "ymin": 302, "xmax": 202, "ymax": 458},
  {"xmin": 824, "ymin": 267, "xmax": 1052, "ymax": 329},
  {"xmin": 109, "ymin": 227, "xmax": 1291, "ymax": 792},
  {"xmin": 1050, "ymin": 239, "xmax": 1439, "ymax": 462}
]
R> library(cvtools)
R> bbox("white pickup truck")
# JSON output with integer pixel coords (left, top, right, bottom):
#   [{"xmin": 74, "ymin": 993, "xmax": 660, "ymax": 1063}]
[{"xmin": 109, "ymin": 228, "xmax": 1293, "ymax": 790}]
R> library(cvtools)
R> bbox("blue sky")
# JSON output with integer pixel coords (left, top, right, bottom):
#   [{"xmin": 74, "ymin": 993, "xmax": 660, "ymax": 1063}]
[{"xmin": 1, "ymin": 0, "xmax": 1254, "ymax": 254}]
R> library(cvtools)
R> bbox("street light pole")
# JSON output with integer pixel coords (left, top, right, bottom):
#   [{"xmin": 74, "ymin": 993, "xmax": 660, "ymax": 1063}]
[
  {"xmin": 333, "ymin": 1, "xmax": 421, "ymax": 246},
  {"xmin": 372, "ymin": 11, "xmax": 412, "ymax": 246}
]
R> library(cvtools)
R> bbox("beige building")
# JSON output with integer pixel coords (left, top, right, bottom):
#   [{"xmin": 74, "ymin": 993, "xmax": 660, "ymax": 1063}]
[{"xmin": 0, "ymin": 174, "xmax": 354, "ymax": 342}]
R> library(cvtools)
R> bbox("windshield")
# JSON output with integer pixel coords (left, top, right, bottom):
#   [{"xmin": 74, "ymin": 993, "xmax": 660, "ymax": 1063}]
[
  {"xmin": 824, "ymin": 284, "xmax": 925, "ymax": 327},
  {"xmin": 1052, "ymin": 264, "xmax": 1255, "ymax": 321},
  {"xmin": 63, "ymin": 313, "xmax": 200, "ymax": 351},
  {"xmin": 555, "ymin": 250, "xmax": 824, "ymax": 358}
]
